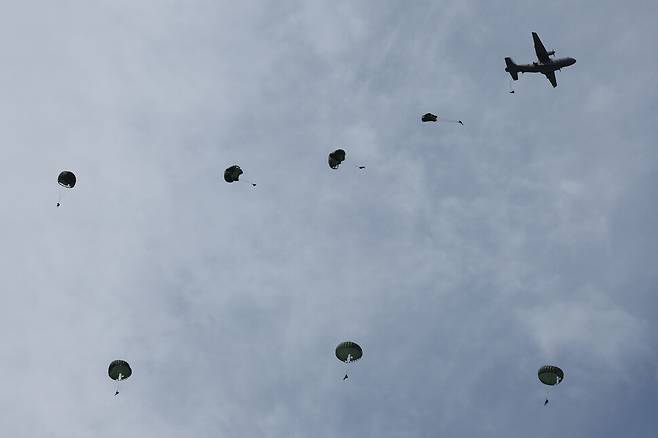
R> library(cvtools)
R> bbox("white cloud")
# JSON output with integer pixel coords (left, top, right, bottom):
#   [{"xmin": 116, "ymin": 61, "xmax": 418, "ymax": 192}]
[{"xmin": 0, "ymin": 1, "xmax": 657, "ymax": 437}]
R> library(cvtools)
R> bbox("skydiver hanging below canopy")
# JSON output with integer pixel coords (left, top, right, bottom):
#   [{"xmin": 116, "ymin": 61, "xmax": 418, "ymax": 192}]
[
  {"xmin": 57, "ymin": 170, "xmax": 76, "ymax": 207},
  {"xmin": 538, "ymin": 365, "xmax": 564, "ymax": 406},
  {"xmin": 335, "ymin": 341, "xmax": 363, "ymax": 381},
  {"xmin": 224, "ymin": 165, "xmax": 256, "ymax": 187},
  {"xmin": 421, "ymin": 113, "xmax": 463, "ymax": 125},
  {"xmin": 328, "ymin": 149, "xmax": 365, "ymax": 171},
  {"xmin": 108, "ymin": 360, "xmax": 132, "ymax": 396}
]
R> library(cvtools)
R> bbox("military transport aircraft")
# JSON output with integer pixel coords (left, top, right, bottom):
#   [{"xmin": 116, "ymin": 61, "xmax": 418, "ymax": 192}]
[{"xmin": 504, "ymin": 32, "xmax": 576, "ymax": 88}]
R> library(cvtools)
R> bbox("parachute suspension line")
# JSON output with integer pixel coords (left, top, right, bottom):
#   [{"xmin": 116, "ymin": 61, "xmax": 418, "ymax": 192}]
[
  {"xmin": 441, "ymin": 119, "xmax": 464, "ymax": 125},
  {"xmin": 57, "ymin": 187, "xmax": 63, "ymax": 207},
  {"xmin": 343, "ymin": 354, "xmax": 352, "ymax": 381},
  {"xmin": 115, "ymin": 373, "xmax": 123, "ymax": 396},
  {"xmin": 508, "ymin": 78, "xmax": 515, "ymax": 94},
  {"xmin": 344, "ymin": 150, "xmax": 365, "ymax": 171}
]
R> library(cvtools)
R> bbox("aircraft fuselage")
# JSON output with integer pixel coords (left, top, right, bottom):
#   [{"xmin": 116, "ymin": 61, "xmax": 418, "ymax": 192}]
[{"xmin": 515, "ymin": 57, "xmax": 576, "ymax": 73}]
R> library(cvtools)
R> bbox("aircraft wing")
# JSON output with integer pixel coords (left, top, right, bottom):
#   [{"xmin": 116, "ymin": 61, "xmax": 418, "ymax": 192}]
[
  {"xmin": 532, "ymin": 32, "xmax": 551, "ymax": 63},
  {"xmin": 543, "ymin": 71, "xmax": 557, "ymax": 88}
]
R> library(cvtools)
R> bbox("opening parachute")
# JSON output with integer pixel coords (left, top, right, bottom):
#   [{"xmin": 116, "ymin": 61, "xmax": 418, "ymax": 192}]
[
  {"xmin": 224, "ymin": 165, "xmax": 256, "ymax": 187},
  {"xmin": 421, "ymin": 113, "xmax": 462, "ymax": 125}
]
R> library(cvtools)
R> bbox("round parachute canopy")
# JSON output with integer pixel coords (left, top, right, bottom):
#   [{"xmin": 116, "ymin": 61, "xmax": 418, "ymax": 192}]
[
  {"xmin": 422, "ymin": 113, "xmax": 438, "ymax": 122},
  {"xmin": 328, "ymin": 149, "xmax": 346, "ymax": 169},
  {"xmin": 538, "ymin": 365, "xmax": 564, "ymax": 386},
  {"xmin": 58, "ymin": 171, "xmax": 76, "ymax": 188},
  {"xmin": 224, "ymin": 165, "xmax": 243, "ymax": 183},
  {"xmin": 335, "ymin": 341, "xmax": 363, "ymax": 363},
  {"xmin": 108, "ymin": 360, "xmax": 132, "ymax": 381}
]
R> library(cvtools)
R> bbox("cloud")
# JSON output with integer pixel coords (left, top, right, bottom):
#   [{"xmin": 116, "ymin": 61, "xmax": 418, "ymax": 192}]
[{"xmin": 0, "ymin": 1, "xmax": 657, "ymax": 437}]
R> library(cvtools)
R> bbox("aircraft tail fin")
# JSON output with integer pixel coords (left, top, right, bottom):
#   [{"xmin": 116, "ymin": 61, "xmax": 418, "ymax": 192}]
[{"xmin": 505, "ymin": 57, "xmax": 519, "ymax": 80}]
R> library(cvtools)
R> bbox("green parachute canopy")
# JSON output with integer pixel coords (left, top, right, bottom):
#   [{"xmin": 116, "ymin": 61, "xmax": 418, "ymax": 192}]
[
  {"xmin": 421, "ymin": 113, "xmax": 438, "ymax": 122},
  {"xmin": 224, "ymin": 165, "xmax": 243, "ymax": 183},
  {"xmin": 538, "ymin": 365, "xmax": 564, "ymax": 386},
  {"xmin": 224, "ymin": 165, "xmax": 256, "ymax": 186},
  {"xmin": 57, "ymin": 171, "xmax": 76, "ymax": 188},
  {"xmin": 335, "ymin": 341, "xmax": 362, "ymax": 363},
  {"xmin": 328, "ymin": 149, "xmax": 346, "ymax": 169},
  {"xmin": 109, "ymin": 360, "xmax": 132, "ymax": 381}
]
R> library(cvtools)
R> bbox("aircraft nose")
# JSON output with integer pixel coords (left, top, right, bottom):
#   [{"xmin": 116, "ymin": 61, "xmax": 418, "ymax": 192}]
[{"xmin": 570, "ymin": 58, "xmax": 576, "ymax": 65}]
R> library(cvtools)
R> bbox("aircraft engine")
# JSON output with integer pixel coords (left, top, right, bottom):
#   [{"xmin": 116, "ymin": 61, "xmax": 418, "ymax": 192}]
[{"xmin": 547, "ymin": 50, "xmax": 555, "ymax": 56}]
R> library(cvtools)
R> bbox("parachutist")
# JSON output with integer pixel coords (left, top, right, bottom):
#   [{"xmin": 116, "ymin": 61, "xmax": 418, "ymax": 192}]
[
  {"xmin": 57, "ymin": 170, "xmax": 76, "ymax": 206},
  {"xmin": 336, "ymin": 341, "xmax": 362, "ymax": 381},
  {"xmin": 358, "ymin": 166, "xmax": 366, "ymax": 170},
  {"xmin": 538, "ymin": 365, "xmax": 563, "ymax": 406},
  {"xmin": 225, "ymin": 165, "xmax": 257, "ymax": 187},
  {"xmin": 509, "ymin": 90, "xmax": 515, "ymax": 94},
  {"xmin": 109, "ymin": 360, "xmax": 132, "ymax": 395},
  {"xmin": 422, "ymin": 113, "xmax": 462, "ymax": 125}
]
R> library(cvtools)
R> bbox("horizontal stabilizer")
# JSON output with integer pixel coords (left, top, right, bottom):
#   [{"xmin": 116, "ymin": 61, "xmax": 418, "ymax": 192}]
[{"xmin": 504, "ymin": 57, "xmax": 519, "ymax": 80}]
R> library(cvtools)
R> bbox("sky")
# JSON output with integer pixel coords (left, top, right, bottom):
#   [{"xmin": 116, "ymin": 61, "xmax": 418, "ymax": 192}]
[{"xmin": 0, "ymin": 1, "xmax": 657, "ymax": 437}]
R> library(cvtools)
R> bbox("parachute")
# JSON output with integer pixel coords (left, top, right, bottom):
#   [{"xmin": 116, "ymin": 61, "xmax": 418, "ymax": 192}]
[
  {"xmin": 421, "ymin": 112, "xmax": 463, "ymax": 125},
  {"xmin": 58, "ymin": 171, "xmax": 76, "ymax": 188},
  {"xmin": 328, "ymin": 149, "xmax": 365, "ymax": 170},
  {"xmin": 224, "ymin": 165, "xmax": 255, "ymax": 186},
  {"xmin": 56, "ymin": 170, "xmax": 76, "ymax": 207},
  {"xmin": 224, "ymin": 165, "xmax": 243, "ymax": 183},
  {"xmin": 538, "ymin": 365, "xmax": 564, "ymax": 405},
  {"xmin": 328, "ymin": 149, "xmax": 346, "ymax": 169},
  {"xmin": 335, "ymin": 341, "xmax": 362, "ymax": 380},
  {"xmin": 108, "ymin": 360, "xmax": 132, "ymax": 396}
]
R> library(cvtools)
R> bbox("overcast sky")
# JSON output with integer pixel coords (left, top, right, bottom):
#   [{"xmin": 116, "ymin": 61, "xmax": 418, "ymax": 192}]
[{"xmin": 0, "ymin": 1, "xmax": 657, "ymax": 437}]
